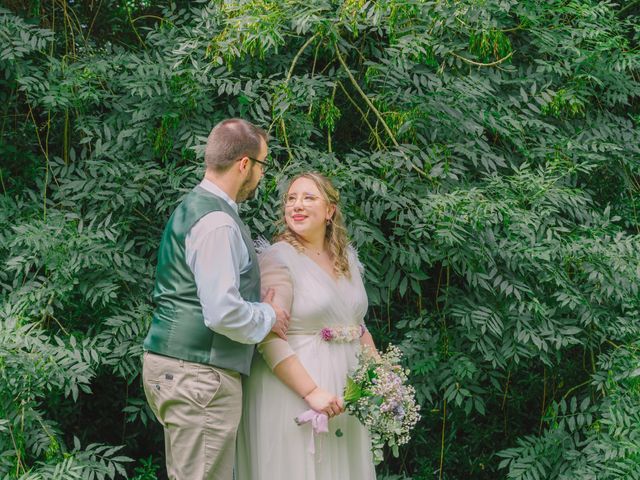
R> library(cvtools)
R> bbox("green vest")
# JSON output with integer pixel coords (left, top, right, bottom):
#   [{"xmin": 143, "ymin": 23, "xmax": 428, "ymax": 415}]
[{"xmin": 143, "ymin": 185, "xmax": 260, "ymax": 375}]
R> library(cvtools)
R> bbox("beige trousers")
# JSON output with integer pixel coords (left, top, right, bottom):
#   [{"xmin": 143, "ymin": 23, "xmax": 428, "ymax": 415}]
[{"xmin": 142, "ymin": 352, "xmax": 242, "ymax": 480}]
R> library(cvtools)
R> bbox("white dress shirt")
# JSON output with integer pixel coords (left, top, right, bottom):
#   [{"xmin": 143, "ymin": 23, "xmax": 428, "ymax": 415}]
[{"xmin": 185, "ymin": 179, "xmax": 275, "ymax": 345}]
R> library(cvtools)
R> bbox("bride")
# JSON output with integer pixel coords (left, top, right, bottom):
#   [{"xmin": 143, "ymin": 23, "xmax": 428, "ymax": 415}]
[{"xmin": 237, "ymin": 172, "xmax": 377, "ymax": 479}]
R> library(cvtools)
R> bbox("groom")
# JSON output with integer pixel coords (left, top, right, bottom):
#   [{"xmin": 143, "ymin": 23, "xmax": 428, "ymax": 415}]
[{"xmin": 142, "ymin": 118, "xmax": 290, "ymax": 480}]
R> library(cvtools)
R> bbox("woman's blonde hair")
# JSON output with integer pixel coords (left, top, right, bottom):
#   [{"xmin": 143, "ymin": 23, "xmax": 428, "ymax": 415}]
[{"xmin": 275, "ymin": 172, "xmax": 351, "ymax": 278}]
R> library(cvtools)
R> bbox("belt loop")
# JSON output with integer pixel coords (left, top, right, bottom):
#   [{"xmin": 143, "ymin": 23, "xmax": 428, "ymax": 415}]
[{"xmin": 179, "ymin": 359, "xmax": 184, "ymax": 368}]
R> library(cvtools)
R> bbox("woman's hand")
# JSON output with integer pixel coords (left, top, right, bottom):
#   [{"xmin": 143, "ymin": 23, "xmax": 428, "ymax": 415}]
[{"xmin": 304, "ymin": 387, "xmax": 344, "ymax": 418}]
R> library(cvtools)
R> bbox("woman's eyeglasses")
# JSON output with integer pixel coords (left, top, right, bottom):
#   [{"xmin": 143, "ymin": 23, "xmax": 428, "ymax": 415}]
[{"xmin": 284, "ymin": 193, "xmax": 321, "ymax": 207}]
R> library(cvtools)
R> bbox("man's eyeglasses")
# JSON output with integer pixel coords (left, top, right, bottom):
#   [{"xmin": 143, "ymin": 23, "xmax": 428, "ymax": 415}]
[{"xmin": 247, "ymin": 156, "xmax": 269, "ymax": 171}]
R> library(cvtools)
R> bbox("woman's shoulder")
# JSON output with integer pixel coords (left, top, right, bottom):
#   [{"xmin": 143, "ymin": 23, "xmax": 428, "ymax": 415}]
[
  {"xmin": 259, "ymin": 240, "xmax": 297, "ymax": 264},
  {"xmin": 346, "ymin": 244, "xmax": 365, "ymax": 277},
  {"xmin": 267, "ymin": 240, "xmax": 297, "ymax": 254}
]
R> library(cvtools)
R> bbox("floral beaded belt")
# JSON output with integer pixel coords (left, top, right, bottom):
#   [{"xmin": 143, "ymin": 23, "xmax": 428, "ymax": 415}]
[{"xmin": 318, "ymin": 324, "xmax": 366, "ymax": 343}]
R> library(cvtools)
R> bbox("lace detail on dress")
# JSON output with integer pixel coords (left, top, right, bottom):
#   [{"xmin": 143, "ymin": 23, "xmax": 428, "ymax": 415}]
[
  {"xmin": 349, "ymin": 245, "xmax": 365, "ymax": 277},
  {"xmin": 254, "ymin": 235, "xmax": 271, "ymax": 254}
]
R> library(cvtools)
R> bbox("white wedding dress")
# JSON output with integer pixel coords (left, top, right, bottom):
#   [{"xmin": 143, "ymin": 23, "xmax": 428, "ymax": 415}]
[{"xmin": 236, "ymin": 241, "xmax": 376, "ymax": 479}]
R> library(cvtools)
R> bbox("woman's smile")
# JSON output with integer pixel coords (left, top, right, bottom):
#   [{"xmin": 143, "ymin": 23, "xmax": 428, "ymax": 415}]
[{"xmin": 284, "ymin": 177, "xmax": 335, "ymax": 243}]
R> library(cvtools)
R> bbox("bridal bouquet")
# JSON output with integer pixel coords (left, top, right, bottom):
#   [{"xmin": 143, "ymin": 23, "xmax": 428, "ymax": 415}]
[{"xmin": 343, "ymin": 344, "xmax": 421, "ymax": 464}]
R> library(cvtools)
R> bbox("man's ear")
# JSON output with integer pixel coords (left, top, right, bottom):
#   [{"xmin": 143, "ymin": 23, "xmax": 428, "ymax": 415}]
[{"xmin": 238, "ymin": 156, "xmax": 250, "ymax": 172}]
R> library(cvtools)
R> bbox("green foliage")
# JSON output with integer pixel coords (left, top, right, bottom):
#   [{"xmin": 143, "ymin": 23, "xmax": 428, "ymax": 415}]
[{"xmin": 0, "ymin": 0, "xmax": 638, "ymax": 478}]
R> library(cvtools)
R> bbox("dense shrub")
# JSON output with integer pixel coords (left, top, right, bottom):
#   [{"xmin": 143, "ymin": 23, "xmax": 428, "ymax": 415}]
[{"xmin": 1, "ymin": 0, "xmax": 639, "ymax": 478}]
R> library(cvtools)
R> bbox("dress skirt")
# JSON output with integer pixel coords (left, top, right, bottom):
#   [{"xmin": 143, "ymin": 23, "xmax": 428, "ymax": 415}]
[{"xmin": 236, "ymin": 333, "xmax": 376, "ymax": 480}]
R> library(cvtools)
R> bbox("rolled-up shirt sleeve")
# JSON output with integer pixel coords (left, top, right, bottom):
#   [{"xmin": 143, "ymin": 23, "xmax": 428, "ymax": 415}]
[
  {"xmin": 185, "ymin": 212, "xmax": 275, "ymax": 345},
  {"xmin": 256, "ymin": 246, "xmax": 296, "ymax": 369}
]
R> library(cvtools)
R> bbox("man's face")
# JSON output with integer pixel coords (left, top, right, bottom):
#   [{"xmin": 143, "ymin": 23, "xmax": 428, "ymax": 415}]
[{"xmin": 237, "ymin": 138, "xmax": 267, "ymax": 202}]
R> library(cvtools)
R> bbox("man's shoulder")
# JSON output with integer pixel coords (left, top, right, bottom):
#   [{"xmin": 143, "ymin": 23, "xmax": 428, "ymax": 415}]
[{"xmin": 191, "ymin": 210, "xmax": 239, "ymax": 235}]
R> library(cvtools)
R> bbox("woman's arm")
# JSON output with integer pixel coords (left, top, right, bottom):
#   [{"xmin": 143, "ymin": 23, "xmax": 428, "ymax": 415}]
[
  {"xmin": 272, "ymin": 356, "xmax": 344, "ymax": 417},
  {"xmin": 256, "ymin": 248, "xmax": 296, "ymax": 368},
  {"xmin": 258, "ymin": 246, "xmax": 344, "ymax": 416},
  {"xmin": 360, "ymin": 329, "xmax": 376, "ymax": 350},
  {"xmin": 360, "ymin": 328, "xmax": 381, "ymax": 361}
]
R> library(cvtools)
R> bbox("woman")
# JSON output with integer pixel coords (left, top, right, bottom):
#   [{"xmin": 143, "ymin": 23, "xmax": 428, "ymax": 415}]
[{"xmin": 237, "ymin": 173, "xmax": 377, "ymax": 479}]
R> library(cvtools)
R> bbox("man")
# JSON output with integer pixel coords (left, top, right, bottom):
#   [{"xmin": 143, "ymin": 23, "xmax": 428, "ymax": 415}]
[{"xmin": 142, "ymin": 118, "xmax": 289, "ymax": 480}]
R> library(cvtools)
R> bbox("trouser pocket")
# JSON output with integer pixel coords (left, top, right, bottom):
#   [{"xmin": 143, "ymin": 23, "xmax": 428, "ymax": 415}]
[{"xmin": 187, "ymin": 364, "xmax": 222, "ymax": 409}]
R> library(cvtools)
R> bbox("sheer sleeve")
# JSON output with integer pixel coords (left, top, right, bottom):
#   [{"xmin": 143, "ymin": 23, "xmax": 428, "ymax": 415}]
[
  {"xmin": 257, "ymin": 245, "xmax": 296, "ymax": 370},
  {"xmin": 348, "ymin": 244, "xmax": 365, "ymax": 278}
]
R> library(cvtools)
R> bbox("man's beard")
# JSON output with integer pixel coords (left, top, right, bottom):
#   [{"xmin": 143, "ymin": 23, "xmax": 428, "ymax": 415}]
[{"xmin": 237, "ymin": 170, "xmax": 258, "ymax": 202}]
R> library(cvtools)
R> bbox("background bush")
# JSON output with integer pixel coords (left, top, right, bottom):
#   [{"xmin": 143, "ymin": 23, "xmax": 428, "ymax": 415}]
[{"xmin": 1, "ymin": 0, "xmax": 639, "ymax": 478}]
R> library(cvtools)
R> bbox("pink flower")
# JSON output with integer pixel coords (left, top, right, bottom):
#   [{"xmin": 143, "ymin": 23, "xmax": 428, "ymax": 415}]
[{"xmin": 320, "ymin": 328, "xmax": 334, "ymax": 341}]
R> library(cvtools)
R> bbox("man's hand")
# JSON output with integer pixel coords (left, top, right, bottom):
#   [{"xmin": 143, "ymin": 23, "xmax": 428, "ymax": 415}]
[
  {"xmin": 263, "ymin": 288, "xmax": 290, "ymax": 340},
  {"xmin": 303, "ymin": 387, "xmax": 344, "ymax": 418}
]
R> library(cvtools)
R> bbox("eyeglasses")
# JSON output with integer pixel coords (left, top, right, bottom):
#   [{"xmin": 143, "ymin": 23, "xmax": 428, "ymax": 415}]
[
  {"xmin": 284, "ymin": 193, "xmax": 322, "ymax": 207},
  {"xmin": 247, "ymin": 156, "xmax": 270, "ymax": 171}
]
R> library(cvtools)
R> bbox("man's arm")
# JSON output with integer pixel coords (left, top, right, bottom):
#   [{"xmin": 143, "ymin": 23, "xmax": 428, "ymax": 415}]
[{"xmin": 186, "ymin": 212, "xmax": 275, "ymax": 344}]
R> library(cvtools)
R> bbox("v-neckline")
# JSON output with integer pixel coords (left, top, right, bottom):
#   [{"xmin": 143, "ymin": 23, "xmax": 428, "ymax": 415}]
[
  {"xmin": 299, "ymin": 250, "xmax": 342, "ymax": 284},
  {"xmin": 279, "ymin": 241, "xmax": 364, "ymax": 319}
]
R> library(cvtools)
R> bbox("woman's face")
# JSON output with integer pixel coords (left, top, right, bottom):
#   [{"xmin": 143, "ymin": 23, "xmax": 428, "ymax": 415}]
[{"xmin": 284, "ymin": 177, "xmax": 335, "ymax": 243}]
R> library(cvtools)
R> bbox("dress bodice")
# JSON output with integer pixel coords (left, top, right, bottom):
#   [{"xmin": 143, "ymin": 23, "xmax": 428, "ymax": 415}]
[{"xmin": 257, "ymin": 241, "xmax": 368, "ymax": 368}]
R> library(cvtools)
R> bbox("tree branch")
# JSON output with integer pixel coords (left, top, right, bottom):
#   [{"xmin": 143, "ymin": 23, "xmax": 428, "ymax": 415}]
[
  {"xmin": 619, "ymin": 0, "xmax": 640, "ymax": 16},
  {"xmin": 269, "ymin": 34, "xmax": 319, "ymax": 160},
  {"xmin": 336, "ymin": 81, "xmax": 385, "ymax": 150},
  {"xmin": 286, "ymin": 33, "xmax": 319, "ymax": 83},
  {"xmin": 334, "ymin": 43, "xmax": 400, "ymax": 148},
  {"xmin": 334, "ymin": 43, "xmax": 427, "ymax": 177},
  {"xmin": 451, "ymin": 50, "xmax": 514, "ymax": 67}
]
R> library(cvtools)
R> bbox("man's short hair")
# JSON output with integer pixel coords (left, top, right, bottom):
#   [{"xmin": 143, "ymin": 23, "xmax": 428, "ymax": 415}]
[{"xmin": 204, "ymin": 118, "xmax": 268, "ymax": 172}]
